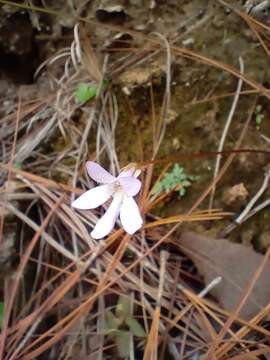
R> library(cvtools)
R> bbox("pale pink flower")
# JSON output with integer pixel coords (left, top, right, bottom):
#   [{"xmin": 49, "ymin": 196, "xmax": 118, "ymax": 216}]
[{"xmin": 72, "ymin": 161, "xmax": 143, "ymax": 239}]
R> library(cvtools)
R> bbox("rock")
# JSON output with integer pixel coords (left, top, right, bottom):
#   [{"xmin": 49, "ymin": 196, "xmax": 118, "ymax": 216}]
[{"xmin": 222, "ymin": 183, "xmax": 249, "ymax": 209}]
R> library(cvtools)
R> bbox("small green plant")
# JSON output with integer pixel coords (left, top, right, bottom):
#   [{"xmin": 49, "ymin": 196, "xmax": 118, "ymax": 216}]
[
  {"xmin": 254, "ymin": 104, "xmax": 264, "ymax": 130},
  {"xmin": 14, "ymin": 162, "xmax": 22, "ymax": 169},
  {"xmin": 152, "ymin": 164, "xmax": 198, "ymax": 197},
  {"xmin": 75, "ymin": 80, "xmax": 108, "ymax": 103},
  {"xmin": 104, "ymin": 295, "xmax": 146, "ymax": 358}
]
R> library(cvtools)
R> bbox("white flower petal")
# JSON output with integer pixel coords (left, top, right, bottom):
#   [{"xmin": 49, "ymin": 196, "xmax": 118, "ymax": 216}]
[
  {"xmin": 118, "ymin": 168, "xmax": 135, "ymax": 177},
  {"xmin": 118, "ymin": 177, "xmax": 142, "ymax": 196},
  {"xmin": 118, "ymin": 167, "xmax": 141, "ymax": 178},
  {"xmin": 72, "ymin": 184, "xmax": 113, "ymax": 209},
  {"xmin": 86, "ymin": 161, "xmax": 115, "ymax": 184},
  {"xmin": 120, "ymin": 196, "xmax": 143, "ymax": 235},
  {"xmin": 91, "ymin": 191, "xmax": 123, "ymax": 239}
]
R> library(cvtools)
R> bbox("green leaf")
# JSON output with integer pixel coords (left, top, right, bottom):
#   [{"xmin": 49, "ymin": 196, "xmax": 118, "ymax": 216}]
[
  {"xmin": 116, "ymin": 295, "xmax": 132, "ymax": 320},
  {"xmin": 179, "ymin": 188, "xmax": 186, "ymax": 197},
  {"xmin": 255, "ymin": 105, "xmax": 262, "ymax": 113},
  {"xmin": 14, "ymin": 162, "xmax": 22, "ymax": 169},
  {"xmin": 125, "ymin": 315, "xmax": 146, "ymax": 337},
  {"xmin": 0, "ymin": 302, "xmax": 4, "ymax": 329},
  {"xmin": 256, "ymin": 114, "xmax": 264, "ymax": 125},
  {"xmin": 75, "ymin": 80, "xmax": 108, "ymax": 103},
  {"xmin": 75, "ymin": 83, "xmax": 98, "ymax": 103},
  {"xmin": 115, "ymin": 330, "xmax": 130, "ymax": 358},
  {"xmin": 181, "ymin": 180, "xmax": 191, "ymax": 187},
  {"xmin": 151, "ymin": 164, "xmax": 198, "ymax": 197},
  {"xmin": 104, "ymin": 309, "xmax": 120, "ymax": 333}
]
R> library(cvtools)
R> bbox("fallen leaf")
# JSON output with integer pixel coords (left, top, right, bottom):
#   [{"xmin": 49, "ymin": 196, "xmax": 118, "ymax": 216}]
[{"xmin": 179, "ymin": 232, "xmax": 270, "ymax": 320}]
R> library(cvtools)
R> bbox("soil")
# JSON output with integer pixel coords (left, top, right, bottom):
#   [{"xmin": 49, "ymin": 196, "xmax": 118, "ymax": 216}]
[
  {"xmin": 1, "ymin": 1, "xmax": 270, "ymax": 249},
  {"xmin": 2, "ymin": 1, "xmax": 270, "ymax": 359}
]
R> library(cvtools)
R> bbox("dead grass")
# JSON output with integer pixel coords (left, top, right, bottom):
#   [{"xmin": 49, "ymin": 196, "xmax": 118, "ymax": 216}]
[{"xmin": 1, "ymin": 1, "xmax": 270, "ymax": 359}]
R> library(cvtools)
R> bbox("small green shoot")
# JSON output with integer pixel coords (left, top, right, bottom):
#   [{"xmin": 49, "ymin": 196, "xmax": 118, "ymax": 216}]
[
  {"xmin": 104, "ymin": 310, "xmax": 120, "ymax": 333},
  {"xmin": 14, "ymin": 162, "xmax": 22, "ymax": 169},
  {"xmin": 125, "ymin": 315, "xmax": 146, "ymax": 337},
  {"xmin": 116, "ymin": 294, "xmax": 132, "ymax": 321},
  {"xmin": 115, "ymin": 330, "xmax": 130, "ymax": 358},
  {"xmin": 152, "ymin": 164, "xmax": 198, "ymax": 197},
  {"xmin": 255, "ymin": 104, "xmax": 264, "ymax": 130},
  {"xmin": 104, "ymin": 295, "xmax": 146, "ymax": 358},
  {"xmin": 75, "ymin": 80, "xmax": 108, "ymax": 103}
]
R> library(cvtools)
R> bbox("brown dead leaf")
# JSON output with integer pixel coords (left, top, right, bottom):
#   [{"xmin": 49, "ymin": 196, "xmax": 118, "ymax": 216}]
[{"xmin": 179, "ymin": 232, "xmax": 270, "ymax": 320}]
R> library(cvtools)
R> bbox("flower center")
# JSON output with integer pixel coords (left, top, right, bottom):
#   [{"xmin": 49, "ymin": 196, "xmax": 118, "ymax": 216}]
[{"xmin": 114, "ymin": 180, "xmax": 123, "ymax": 192}]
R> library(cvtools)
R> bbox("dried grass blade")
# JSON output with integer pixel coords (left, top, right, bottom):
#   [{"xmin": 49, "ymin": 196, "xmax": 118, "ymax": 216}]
[
  {"xmin": 143, "ymin": 252, "xmax": 168, "ymax": 360},
  {"xmin": 0, "ymin": 194, "xmax": 64, "ymax": 358}
]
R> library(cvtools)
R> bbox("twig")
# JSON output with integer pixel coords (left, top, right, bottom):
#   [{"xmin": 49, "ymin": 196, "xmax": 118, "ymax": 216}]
[
  {"xmin": 0, "ymin": 195, "xmax": 64, "ymax": 359},
  {"xmin": 2, "ymin": 202, "xmax": 81, "ymax": 264},
  {"xmin": 241, "ymin": 197, "xmax": 270, "ymax": 224},
  {"xmin": 143, "ymin": 251, "xmax": 169, "ymax": 360},
  {"xmin": 221, "ymin": 170, "xmax": 270, "ymax": 237},
  {"xmin": 222, "ymin": 197, "xmax": 270, "ymax": 237},
  {"xmin": 235, "ymin": 169, "xmax": 270, "ymax": 224},
  {"xmin": 209, "ymin": 57, "xmax": 244, "ymax": 209},
  {"xmin": 198, "ymin": 276, "xmax": 222, "ymax": 298},
  {"xmin": 261, "ymin": 133, "xmax": 270, "ymax": 144},
  {"xmin": 152, "ymin": 32, "xmax": 171, "ymax": 156}
]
